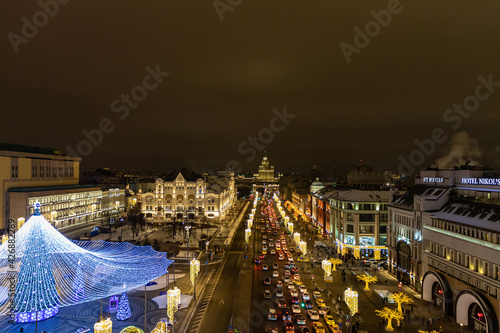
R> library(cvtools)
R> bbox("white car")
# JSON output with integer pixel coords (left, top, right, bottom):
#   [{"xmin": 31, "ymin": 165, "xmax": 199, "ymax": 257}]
[
  {"xmin": 270, "ymin": 249, "xmax": 276, "ymax": 255},
  {"xmin": 302, "ymin": 291, "xmax": 310, "ymax": 300},
  {"xmin": 262, "ymin": 240, "xmax": 267, "ymax": 245},
  {"xmin": 299, "ymin": 285, "xmax": 307, "ymax": 293},
  {"xmin": 287, "ymin": 282, "xmax": 295, "ymax": 290},
  {"xmin": 268, "ymin": 308, "xmax": 277, "ymax": 320},
  {"xmin": 290, "ymin": 290, "xmax": 299, "ymax": 298},
  {"xmin": 307, "ymin": 310, "xmax": 319, "ymax": 320},
  {"xmin": 313, "ymin": 291, "xmax": 321, "ymax": 299},
  {"xmin": 292, "ymin": 304, "xmax": 301, "ymax": 314},
  {"xmin": 273, "ymin": 271, "xmax": 279, "ymax": 278}
]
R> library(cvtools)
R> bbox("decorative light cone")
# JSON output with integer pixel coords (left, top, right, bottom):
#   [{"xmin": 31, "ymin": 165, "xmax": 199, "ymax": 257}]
[
  {"xmin": 94, "ymin": 317, "xmax": 113, "ymax": 333},
  {"xmin": 299, "ymin": 240, "xmax": 307, "ymax": 255},
  {"xmin": 245, "ymin": 229, "xmax": 251, "ymax": 243},
  {"xmin": 116, "ymin": 292, "xmax": 131, "ymax": 321},
  {"xmin": 167, "ymin": 289, "xmax": 178, "ymax": 324},
  {"xmin": 190, "ymin": 259, "xmax": 200, "ymax": 286},
  {"xmin": 344, "ymin": 288, "xmax": 358, "ymax": 316},
  {"xmin": 288, "ymin": 222, "xmax": 293, "ymax": 234},
  {"xmin": 322, "ymin": 259, "xmax": 332, "ymax": 277},
  {"xmin": 294, "ymin": 232, "xmax": 301, "ymax": 245}
]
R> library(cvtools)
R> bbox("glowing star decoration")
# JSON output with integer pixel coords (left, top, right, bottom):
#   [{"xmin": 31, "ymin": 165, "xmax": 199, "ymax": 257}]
[
  {"xmin": 357, "ymin": 273, "xmax": 378, "ymax": 291},
  {"xmin": 117, "ymin": 292, "xmax": 131, "ymax": 321},
  {"xmin": 322, "ymin": 259, "xmax": 332, "ymax": 278},
  {"xmin": 329, "ymin": 258, "xmax": 343, "ymax": 271},
  {"xmin": 344, "ymin": 288, "xmax": 358, "ymax": 316},
  {"xmin": 299, "ymin": 240, "xmax": 307, "ymax": 255},
  {"xmin": 94, "ymin": 317, "xmax": 113, "ymax": 333},
  {"xmin": 167, "ymin": 289, "xmax": 178, "ymax": 324},
  {"xmin": 0, "ymin": 203, "xmax": 173, "ymax": 320},
  {"xmin": 190, "ymin": 259, "xmax": 200, "ymax": 286},
  {"xmin": 375, "ymin": 307, "xmax": 404, "ymax": 331},
  {"xmin": 245, "ymin": 229, "xmax": 251, "ymax": 243},
  {"xmin": 151, "ymin": 321, "xmax": 167, "ymax": 333}
]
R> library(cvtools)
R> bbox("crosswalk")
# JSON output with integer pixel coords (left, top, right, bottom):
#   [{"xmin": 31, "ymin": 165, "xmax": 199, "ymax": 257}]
[{"xmin": 189, "ymin": 257, "xmax": 227, "ymax": 333}]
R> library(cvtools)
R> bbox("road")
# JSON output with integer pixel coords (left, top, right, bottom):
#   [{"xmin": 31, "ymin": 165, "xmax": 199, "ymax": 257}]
[{"xmin": 185, "ymin": 201, "xmax": 250, "ymax": 333}]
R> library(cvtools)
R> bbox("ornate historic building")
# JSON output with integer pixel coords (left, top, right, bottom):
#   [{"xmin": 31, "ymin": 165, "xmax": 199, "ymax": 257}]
[{"xmin": 140, "ymin": 169, "xmax": 235, "ymax": 223}]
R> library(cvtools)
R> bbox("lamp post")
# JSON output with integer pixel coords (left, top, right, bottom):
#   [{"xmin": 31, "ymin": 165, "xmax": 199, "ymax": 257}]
[
  {"xmin": 185, "ymin": 225, "xmax": 191, "ymax": 260},
  {"xmin": 460, "ymin": 322, "xmax": 463, "ymax": 333},
  {"xmin": 205, "ymin": 241, "xmax": 209, "ymax": 274}
]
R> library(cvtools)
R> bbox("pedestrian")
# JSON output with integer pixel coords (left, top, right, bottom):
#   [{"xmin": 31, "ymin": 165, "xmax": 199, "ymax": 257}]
[{"xmin": 19, "ymin": 328, "xmax": 24, "ymax": 333}]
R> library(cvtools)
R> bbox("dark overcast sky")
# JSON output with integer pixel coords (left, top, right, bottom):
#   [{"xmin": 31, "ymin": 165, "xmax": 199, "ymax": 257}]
[{"xmin": 1, "ymin": 1, "xmax": 499, "ymax": 174}]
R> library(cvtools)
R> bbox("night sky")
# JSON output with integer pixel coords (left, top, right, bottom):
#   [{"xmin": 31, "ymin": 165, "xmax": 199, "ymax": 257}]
[{"xmin": 1, "ymin": 1, "xmax": 499, "ymax": 175}]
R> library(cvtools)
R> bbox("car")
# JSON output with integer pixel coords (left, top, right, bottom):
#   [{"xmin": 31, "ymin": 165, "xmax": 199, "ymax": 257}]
[
  {"xmin": 292, "ymin": 304, "xmax": 301, "ymax": 313},
  {"xmin": 312, "ymin": 322, "xmax": 325, "ymax": 333},
  {"xmin": 270, "ymin": 249, "xmax": 276, "ymax": 255},
  {"xmin": 268, "ymin": 308, "xmax": 277, "ymax": 320},
  {"xmin": 307, "ymin": 310, "xmax": 319, "ymax": 320},
  {"xmin": 315, "ymin": 298, "xmax": 326, "ymax": 308},
  {"xmin": 363, "ymin": 259, "xmax": 378, "ymax": 266},
  {"xmin": 276, "ymin": 280, "xmax": 283, "ymax": 288},
  {"xmin": 299, "ymin": 285, "xmax": 307, "ymax": 293},
  {"xmin": 302, "ymin": 291, "xmax": 310, "ymax": 300},
  {"xmin": 264, "ymin": 290, "xmax": 271, "ymax": 299},
  {"xmin": 273, "ymin": 263, "xmax": 279, "ymax": 270},
  {"xmin": 263, "ymin": 234, "xmax": 268, "ymax": 239},
  {"xmin": 282, "ymin": 309, "xmax": 292, "ymax": 321},
  {"xmin": 262, "ymin": 248, "xmax": 267, "ymax": 254},
  {"xmin": 324, "ymin": 314, "xmax": 335, "ymax": 326},
  {"xmin": 299, "ymin": 327, "xmax": 311, "ymax": 333},
  {"xmin": 76, "ymin": 327, "xmax": 91, "ymax": 333},
  {"xmin": 262, "ymin": 240, "xmax": 267, "ymax": 245},
  {"xmin": 283, "ymin": 276, "xmax": 290, "ymax": 283},
  {"xmin": 264, "ymin": 277, "xmax": 271, "ymax": 285},
  {"xmin": 293, "ymin": 279, "xmax": 303, "ymax": 286},
  {"xmin": 279, "ymin": 254, "xmax": 284, "ymax": 261},
  {"xmin": 269, "ymin": 237, "xmax": 273, "ymax": 241},
  {"xmin": 275, "ymin": 288, "xmax": 283, "ymax": 297},
  {"xmin": 267, "ymin": 328, "xmax": 279, "ymax": 333},
  {"xmin": 254, "ymin": 257, "xmax": 261, "ymax": 264},
  {"xmin": 273, "ymin": 270, "xmax": 279, "ymax": 277},
  {"xmin": 287, "ymin": 282, "xmax": 295, "ymax": 290},
  {"xmin": 291, "ymin": 267, "xmax": 299, "ymax": 274},
  {"xmin": 296, "ymin": 314, "xmax": 306, "ymax": 325},
  {"xmin": 312, "ymin": 291, "xmax": 321, "ymax": 299},
  {"xmin": 259, "ymin": 254, "xmax": 266, "ymax": 259},
  {"xmin": 290, "ymin": 289, "xmax": 299, "ymax": 297},
  {"xmin": 291, "ymin": 296, "xmax": 299, "ymax": 304},
  {"xmin": 297, "ymin": 257, "xmax": 309, "ymax": 262},
  {"xmin": 284, "ymin": 321, "xmax": 294, "ymax": 333},
  {"xmin": 318, "ymin": 306, "xmax": 330, "ymax": 316},
  {"xmin": 263, "ymin": 264, "xmax": 269, "ymax": 271},
  {"xmin": 284, "ymin": 270, "xmax": 291, "ymax": 277},
  {"xmin": 277, "ymin": 299, "xmax": 287, "ymax": 308},
  {"xmin": 305, "ymin": 300, "xmax": 313, "ymax": 309}
]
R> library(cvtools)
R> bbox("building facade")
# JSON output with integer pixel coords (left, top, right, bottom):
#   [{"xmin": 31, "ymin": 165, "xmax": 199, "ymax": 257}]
[
  {"xmin": 329, "ymin": 189, "xmax": 390, "ymax": 260},
  {"xmin": 140, "ymin": 169, "xmax": 235, "ymax": 223},
  {"xmin": 416, "ymin": 169, "xmax": 500, "ymax": 333},
  {"xmin": 0, "ymin": 143, "xmax": 81, "ymax": 230}
]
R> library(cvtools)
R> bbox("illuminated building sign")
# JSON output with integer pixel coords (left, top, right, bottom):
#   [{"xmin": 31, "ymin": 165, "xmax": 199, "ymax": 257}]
[
  {"xmin": 461, "ymin": 178, "xmax": 500, "ymax": 186},
  {"xmin": 422, "ymin": 177, "xmax": 444, "ymax": 183}
]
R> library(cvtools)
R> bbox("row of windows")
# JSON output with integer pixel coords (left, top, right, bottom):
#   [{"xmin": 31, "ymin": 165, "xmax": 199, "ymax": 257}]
[
  {"xmin": 345, "ymin": 224, "xmax": 387, "ymax": 234},
  {"xmin": 331, "ymin": 201, "xmax": 388, "ymax": 211},
  {"xmin": 31, "ymin": 159, "xmax": 74, "ymax": 179},
  {"xmin": 432, "ymin": 218, "xmax": 500, "ymax": 244},
  {"xmin": 429, "ymin": 242, "xmax": 500, "ymax": 281},
  {"xmin": 28, "ymin": 192, "xmax": 101, "ymax": 206}
]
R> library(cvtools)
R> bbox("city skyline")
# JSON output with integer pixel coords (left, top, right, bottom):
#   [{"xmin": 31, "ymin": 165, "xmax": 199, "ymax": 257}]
[{"xmin": 1, "ymin": 2, "xmax": 499, "ymax": 174}]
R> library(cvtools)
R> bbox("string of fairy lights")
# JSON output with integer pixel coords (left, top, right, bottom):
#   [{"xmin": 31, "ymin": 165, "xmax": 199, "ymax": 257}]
[{"xmin": 0, "ymin": 203, "xmax": 173, "ymax": 321}]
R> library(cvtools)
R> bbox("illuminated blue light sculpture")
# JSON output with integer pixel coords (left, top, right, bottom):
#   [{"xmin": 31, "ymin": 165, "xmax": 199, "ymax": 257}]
[
  {"xmin": 0, "ymin": 202, "xmax": 173, "ymax": 322},
  {"xmin": 116, "ymin": 292, "xmax": 131, "ymax": 320}
]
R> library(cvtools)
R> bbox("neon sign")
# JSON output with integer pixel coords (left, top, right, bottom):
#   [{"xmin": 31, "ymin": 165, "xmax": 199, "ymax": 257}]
[
  {"xmin": 461, "ymin": 178, "xmax": 500, "ymax": 186},
  {"xmin": 422, "ymin": 177, "xmax": 444, "ymax": 183}
]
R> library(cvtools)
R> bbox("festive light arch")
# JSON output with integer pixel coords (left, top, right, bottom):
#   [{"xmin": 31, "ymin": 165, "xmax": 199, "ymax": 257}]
[{"xmin": 0, "ymin": 203, "xmax": 173, "ymax": 322}]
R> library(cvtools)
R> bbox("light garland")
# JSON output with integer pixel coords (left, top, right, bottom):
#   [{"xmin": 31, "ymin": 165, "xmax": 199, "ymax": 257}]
[
  {"xmin": 322, "ymin": 259, "xmax": 332, "ymax": 277},
  {"xmin": 190, "ymin": 259, "xmax": 200, "ymax": 286},
  {"xmin": 94, "ymin": 317, "xmax": 113, "ymax": 333},
  {"xmin": 151, "ymin": 321, "xmax": 167, "ymax": 333},
  {"xmin": 167, "ymin": 289, "xmax": 178, "ymax": 324},
  {"xmin": 344, "ymin": 288, "xmax": 358, "ymax": 315},
  {"xmin": 294, "ymin": 232, "xmax": 301, "ymax": 245},
  {"xmin": 245, "ymin": 229, "xmax": 251, "ymax": 243},
  {"xmin": 288, "ymin": 222, "xmax": 293, "ymax": 234},
  {"xmin": 0, "ymin": 203, "xmax": 173, "ymax": 321},
  {"xmin": 299, "ymin": 240, "xmax": 307, "ymax": 255}
]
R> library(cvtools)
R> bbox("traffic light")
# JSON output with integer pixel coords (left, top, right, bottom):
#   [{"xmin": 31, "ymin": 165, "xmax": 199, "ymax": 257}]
[{"xmin": 300, "ymin": 302, "xmax": 305, "ymax": 308}]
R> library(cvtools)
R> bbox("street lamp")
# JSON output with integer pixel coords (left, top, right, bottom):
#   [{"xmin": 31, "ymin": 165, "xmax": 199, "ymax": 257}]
[
  {"xmin": 185, "ymin": 225, "xmax": 192, "ymax": 260},
  {"xmin": 460, "ymin": 322, "xmax": 463, "ymax": 333},
  {"xmin": 190, "ymin": 259, "xmax": 200, "ymax": 300}
]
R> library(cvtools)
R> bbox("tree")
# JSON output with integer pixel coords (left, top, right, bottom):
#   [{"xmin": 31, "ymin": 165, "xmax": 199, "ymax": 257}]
[
  {"xmin": 357, "ymin": 273, "xmax": 378, "ymax": 290},
  {"xmin": 390, "ymin": 292, "xmax": 414, "ymax": 313},
  {"xmin": 375, "ymin": 307, "xmax": 404, "ymax": 331},
  {"xmin": 116, "ymin": 292, "xmax": 131, "ymax": 320},
  {"xmin": 329, "ymin": 258, "xmax": 343, "ymax": 271}
]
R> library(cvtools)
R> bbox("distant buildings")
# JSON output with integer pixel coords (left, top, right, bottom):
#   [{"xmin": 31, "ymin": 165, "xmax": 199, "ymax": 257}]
[
  {"xmin": 253, "ymin": 155, "xmax": 280, "ymax": 193},
  {"xmin": 139, "ymin": 169, "xmax": 235, "ymax": 223}
]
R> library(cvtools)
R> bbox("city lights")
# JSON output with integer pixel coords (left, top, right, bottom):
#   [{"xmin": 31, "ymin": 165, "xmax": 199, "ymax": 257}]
[
  {"xmin": 94, "ymin": 317, "xmax": 113, "ymax": 333},
  {"xmin": 299, "ymin": 240, "xmax": 307, "ymax": 255},
  {"xmin": 167, "ymin": 289, "xmax": 178, "ymax": 325},
  {"xmin": 322, "ymin": 259, "xmax": 331, "ymax": 277},
  {"xmin": 245, "ymin": 228, "xmax": 251, "ymax": 243},
  {"xmin": 344, "ymin": 288, "xmax": 358, "ymax": 316}
]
